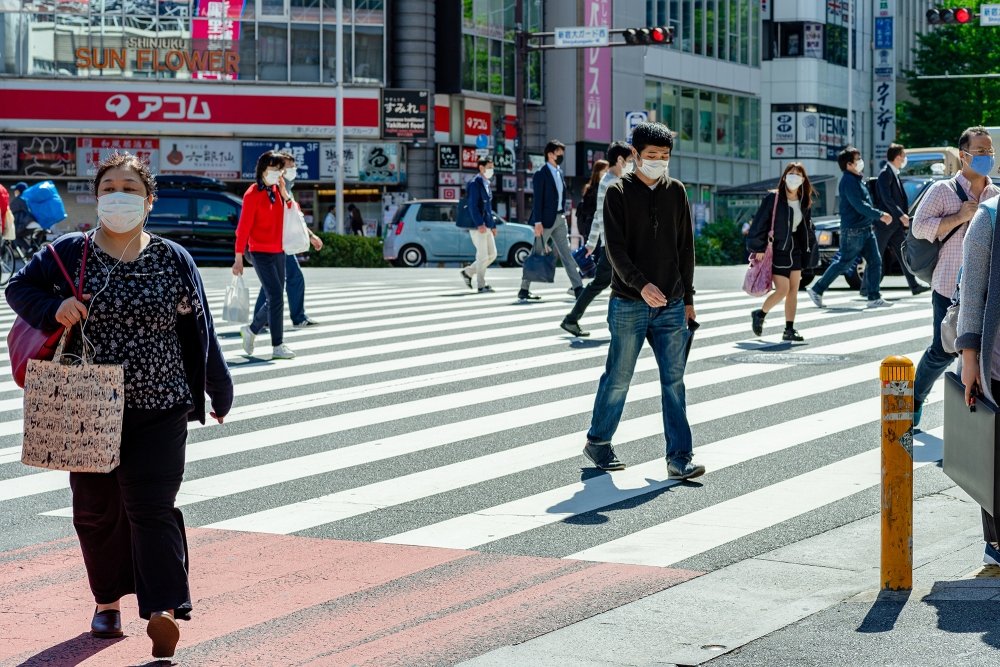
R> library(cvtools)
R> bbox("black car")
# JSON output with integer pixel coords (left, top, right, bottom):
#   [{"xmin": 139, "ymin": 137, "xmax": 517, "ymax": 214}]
[
  {"xmin": 809, "ymin": 175, "xmax": 945, "ymax": 290},
  {"xmin": 148, "ymin": 175, "xmax": 243, "ymax": 265}
]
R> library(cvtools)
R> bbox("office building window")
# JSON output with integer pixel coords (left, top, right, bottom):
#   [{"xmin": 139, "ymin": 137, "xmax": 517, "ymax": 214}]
[{"xmin": 461, "ymin": 0, "xmax": 542, "ymax": 101}]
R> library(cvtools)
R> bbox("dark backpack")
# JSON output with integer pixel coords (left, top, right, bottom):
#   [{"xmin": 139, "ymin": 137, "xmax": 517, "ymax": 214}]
[
  {"xmin": 866, "ymin": 177, "xmax": 883, "ymax": 211},
  {"xmin": 901, "ymin": 178, "xmax": 968, "ymax": 284}
]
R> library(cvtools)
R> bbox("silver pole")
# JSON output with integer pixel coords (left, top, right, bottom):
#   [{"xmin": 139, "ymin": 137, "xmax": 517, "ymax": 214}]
[
  {"xmin": 847, "ymin": 0, "xmax": 853, "ymax": 146},
  {"xmin": 335, "ymin": 0, "xmax": 346, "ymax": 235}
]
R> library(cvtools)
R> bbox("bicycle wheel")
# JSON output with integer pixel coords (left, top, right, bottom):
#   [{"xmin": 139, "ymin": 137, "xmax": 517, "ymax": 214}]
[{"xmin": 0, "ymin": 242, "xmax": 15, "ymax": 286}]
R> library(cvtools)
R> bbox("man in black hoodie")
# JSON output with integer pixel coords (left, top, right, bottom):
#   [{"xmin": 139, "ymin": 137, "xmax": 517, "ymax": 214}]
[{"xmin": 582, "ymin": 122, "xmax": 705, "ymax": 481}]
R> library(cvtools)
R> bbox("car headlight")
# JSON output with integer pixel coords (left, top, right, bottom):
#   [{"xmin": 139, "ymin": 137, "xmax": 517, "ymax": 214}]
[{"xmin": 817, "ymin": 231, "xmax": 833, "ymax": 246}]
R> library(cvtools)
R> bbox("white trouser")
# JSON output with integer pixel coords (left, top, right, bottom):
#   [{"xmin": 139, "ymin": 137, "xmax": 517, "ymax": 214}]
[{"xmin": 463, "ymin": 229, "xmax": 498, "ymax": 288}]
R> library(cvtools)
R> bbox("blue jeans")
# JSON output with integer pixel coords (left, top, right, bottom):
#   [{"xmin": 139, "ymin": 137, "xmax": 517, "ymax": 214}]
[
  {"xmin": 249, "ymin": 252, "xmax": 286, "ymax": 346},
  {"xmin": 812, "ymin": 226, "xmax": 882, "ymax": 300},
  {"xmin": 587, "ymin": 297, "xmax": 694, "ymax": 462},
  {"xmin": 254, "ymin": 255, "xmax": 306, "ymax": 325},
  {"xmin": 914, "ymin": 289, "xmax": 956, "ymax": 405}
]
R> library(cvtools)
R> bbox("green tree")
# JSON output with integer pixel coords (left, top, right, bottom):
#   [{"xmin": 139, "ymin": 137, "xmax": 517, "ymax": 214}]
[{"xmin": 898, "ymin": 1, "xmax": 1000, "ymax": 147}]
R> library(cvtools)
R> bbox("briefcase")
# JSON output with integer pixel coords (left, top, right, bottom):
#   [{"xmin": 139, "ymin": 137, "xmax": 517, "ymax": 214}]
[{"xmin": 943, "ymin": 371, "xmax": 999, "ymax": 516}]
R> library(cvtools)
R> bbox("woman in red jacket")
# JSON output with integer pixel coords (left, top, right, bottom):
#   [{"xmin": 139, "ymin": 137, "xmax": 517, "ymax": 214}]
[{"xmin": 232, "ymin": 150, "xmax": 296, "ymax": 359}]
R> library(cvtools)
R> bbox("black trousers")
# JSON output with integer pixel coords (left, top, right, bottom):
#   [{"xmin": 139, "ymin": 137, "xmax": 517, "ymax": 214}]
[
  {"xmin": 565, "ymin": 247, "xmax": 613, "ymax": 324},
  {"xmin": 874, "ymin": 221, "xmax": 919, "ymax": 290},
  {"xmin": 69, "ymin": 405, "xmax": 192, "ymax": 620}
]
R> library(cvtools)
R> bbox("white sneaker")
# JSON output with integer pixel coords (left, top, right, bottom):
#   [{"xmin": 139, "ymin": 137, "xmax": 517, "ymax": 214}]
[
  {"xmin": 867, "ymin": 298, "xmax": 893, "ymax": 308},
  {"xmin": 272, "ymin": 344, "xmax": 296, "ymax": 360},
  {"xmin": 806, "ymin": 287, "xmax": 824, "ymax": 308},
  {"xmin": 239, "ymin": 325, "xmax": 255, "ymax": 356}
]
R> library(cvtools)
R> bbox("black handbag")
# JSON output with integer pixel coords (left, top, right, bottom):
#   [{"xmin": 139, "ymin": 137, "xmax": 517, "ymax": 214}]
[
  {"xmin": 522, "ymin": 237, "xmax": 556, "ymax": 283},
  {"xmin": 943, "ymin": 371, "xmax": 1000, "ymax": 515}
]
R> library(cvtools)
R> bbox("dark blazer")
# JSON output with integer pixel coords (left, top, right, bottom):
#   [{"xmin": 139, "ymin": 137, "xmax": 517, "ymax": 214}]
[
  {"xmin": 5, "ymin": 233, "xmax": 233, "ymax": 424},
  {"xmin": 458, "ymin": 174, "xmax": 495, "ymax": 229},
  {"xmin": 529, "ymin": 164, "xmax": 565, "ymax": 228},
  {"xmin": 746, "ymin": 190, "xmax": 816, "ymax": 258},
  {"xmin": 876, "ymin": 164, "xmax": 909, "ymax": 225}
]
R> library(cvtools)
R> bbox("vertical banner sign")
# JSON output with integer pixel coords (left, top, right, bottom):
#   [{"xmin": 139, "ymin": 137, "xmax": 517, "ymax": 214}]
[
  {"xmin": 873, "ymin": 0, "xmax": 895, "ymax": 166},
  {"xmin": 381, "ymin": 89, "xmax": 429, "ymax": 140},
  {"xmin": 583, "ymin": 0, "xmax": 612, "ymax": 143}
]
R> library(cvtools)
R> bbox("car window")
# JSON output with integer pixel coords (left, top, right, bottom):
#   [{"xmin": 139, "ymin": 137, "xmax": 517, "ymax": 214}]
[
  {"xmin": 196, "ymin": 198, "xmax": 238, "ymax": 222},
  {"xmin": 152, "ymin": 196, "xmax": 188, "ymax": 220},
  {"xmin": 415, "ymin": 203, "xmax": 457, "ymax": 222}
]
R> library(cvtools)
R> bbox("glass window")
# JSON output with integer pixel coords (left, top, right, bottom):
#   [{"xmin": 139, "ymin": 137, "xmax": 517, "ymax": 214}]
[
  {"xmin": 152, "ymin": 197, "xmax": 190, "ymax": 220},
  {"xmin": 416, "ymin": 203, "xmax": 457, "ymax": 222},
  {"xmin": 291, "ymin": 0, "xmax": 320, "ymax": 21},
  {"xmin": 741, "ymin": 2, "xmax": 751, "ymax": 64},
  {"xmin": 645, "ymin": 81, "xmax": 661, "ymax": 123},
  {"xmin": 503, "ymin": 43, "xmax": 514, "ymax": 97},
  {"xmin": 699, "ymin": 90, "xmax": 713, "ymax": 150},
  {"xmin": 661, "ymin": 84, "xmax": 678, "ymax": 132},
  {"xmin": 716, "ymin": 93, "xmax": 731, "ymax": 157},
  {"xmin": 751, "ymin": 1, "xmax": 760, "ymax": 66},
  {"xmin": 291, "ymin": 24, "xmax": 320, "ymax": 82},
  {"xmin": 259, "ymin": 0, "xmax": 288, "ymax": 19},
  {"xmin": 258, "ymin": 23, "xmax": 288, "ymax": 81},
  {"xmin": 668, "ymin": 1, "xmax": 682, "ymax": 50},
  {"xmin": 706, "ymin": 0, "xmax": 715, "ymax": 58},
  {"xmin": 682, "ymin": 0, "xmax": 694, "ymax": 52},
  {"xmin": 489, "ymin": 38, "xmax": 503, "ymax": 96},
  {"xmin": 715, "ymin": 0, "xmax": 726, "ymax": 61},
  {"xmin": 825, "ymin": 24, "xmax": 847, "ymax": 66},
  {"xmin": 733, "ymin": 96, "xmax": 749, "ymax": 159},
  {"xmin": 195, "ymin": 198, "xmax": 238, "ymax": 221},
  {"xmin": 694, "ymin": 0, "xmax": 704, "ymax": 55},
  {"xmin": 728, "ymin": 0, "xmax": 740, "ymax": 63},
  {"xmin": 780, "ymin": 22, "xmax": 804, "ymax": 57},
  {"xmin": 239, "ymin": 23, "xmax": 259, "ymax": 81},
  {"xmin": 352, "ymin": 24, "xmax": 384, "ymax": 83},
  {"xmin": 750, "ymin": 98, "xmax": 760, "ymax": 160},
  {"xmin": 680, "ymin": 87, "xmax": 696, "ymax": 148},
  {"xmin": 462, "ymin": 34, "xmax": 476, "ymax": 90}
]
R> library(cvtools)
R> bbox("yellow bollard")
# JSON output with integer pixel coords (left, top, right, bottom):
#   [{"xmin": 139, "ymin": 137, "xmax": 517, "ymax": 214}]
[{"xmin": 880, "ymin": 355, "xmax": 914, "ymax": 591}]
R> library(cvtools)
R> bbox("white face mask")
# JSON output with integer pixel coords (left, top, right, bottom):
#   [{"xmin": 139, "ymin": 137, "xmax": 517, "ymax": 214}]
[
  {"xmin": 483, "ymin": 168, "xmax": 495, "ymax": 180},
  {"xmin": 899, "ymin": 157, "xmax": 908, "ymax": 170},
  {"xmin": 785, "ymin": 173, "xmax": 804, "ymax": 191},
  {"xmin": 621, "ymin": 160, "xmax": 635, "ymax": 175},
  {"xmin": 97, "ymin": 192, "xmax": 147, "ymax": 234},
  {"xmin": 639, "ymin": 159, "xmax": 669, "ymax": 181},
  {"xmin": 854, "ymin": 159, "xmax": 865, "ymax": 174},
  {"xmin": 263, "ymin": 169, "xmax": 281, "ymax": 186},
  {"xmin": 283, "ymin": 167, "xmax": 297, "ymax": 181}
]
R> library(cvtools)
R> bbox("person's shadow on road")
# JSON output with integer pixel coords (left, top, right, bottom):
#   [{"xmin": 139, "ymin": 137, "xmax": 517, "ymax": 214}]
[
  {"xmin": 16, "ymin": 633, "xmax": 125, "ymax": 666},
  {"xmin": 550, "ymin": 468, "xmax": 685, "ymax": 526}
]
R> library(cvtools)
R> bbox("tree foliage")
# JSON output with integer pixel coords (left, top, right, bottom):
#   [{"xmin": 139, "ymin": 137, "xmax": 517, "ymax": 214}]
[{"xmin": 898, "ymin": 0, "xmax": 1000, "ymax": 147}]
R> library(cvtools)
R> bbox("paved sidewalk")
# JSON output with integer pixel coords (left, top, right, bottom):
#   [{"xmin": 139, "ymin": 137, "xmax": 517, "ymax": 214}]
[{"xmin": 462, "ymin": 484, "xmax": 992, "ymax": 667}]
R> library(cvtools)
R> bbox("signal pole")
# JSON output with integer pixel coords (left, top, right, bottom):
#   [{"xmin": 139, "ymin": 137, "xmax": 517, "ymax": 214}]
[{"xmin": 514, "ymin": 0, "xmax": 527, "ymax": 224}]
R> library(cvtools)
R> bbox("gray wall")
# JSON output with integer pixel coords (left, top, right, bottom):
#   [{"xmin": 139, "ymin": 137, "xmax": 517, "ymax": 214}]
[{"xmin": 391, "ymin": 0, "xmax": 436, "ymax": 198}]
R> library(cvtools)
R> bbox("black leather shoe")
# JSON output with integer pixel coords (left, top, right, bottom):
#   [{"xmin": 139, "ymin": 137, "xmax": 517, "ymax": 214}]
[
  {"xmin": 751, "ymin": 309, "xmax": 766, "ymax": 337},
  {"xmin": 91, "ymin": 608, "xmax": 123, "ymax": 639},
  {"xmin": 911, "ymin": 285, "xmax": 931, "ymax": 296},
  {"xmin": 560, "ymin": 319, "xmax": 590, "ymax": 337},
  {"xmin": 517, "ymin": 290, "xmax": 542, "ymax": 302}
]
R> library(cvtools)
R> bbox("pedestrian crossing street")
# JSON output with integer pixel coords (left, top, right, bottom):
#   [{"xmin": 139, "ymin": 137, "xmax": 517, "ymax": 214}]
[{"xmin": 0, "ymin": 273, "xmax": 949, "ymax": 575}]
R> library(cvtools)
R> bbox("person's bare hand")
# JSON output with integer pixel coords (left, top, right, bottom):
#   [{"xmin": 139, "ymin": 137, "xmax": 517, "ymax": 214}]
[
  {"xmin": 232, "ymin": 255, "xmax": 243, "ymax": 276},
  {"xmin": 478, "ymin": 225, "xmax": 488, "ymax": 234},
  {"xmin": 640, "ymin": 283, "xmax": 668, "ymax": 308},
  {"xmin": 534, "ymin": 222, "xmax": 543, "ymax": 238},
  {"xmin": 585, "ymin": 246, "xmax": 595, "ymax": 257},
  {"xmin": 685, "ymin": 304, "xmax": 696, "ymax": 322},
  {"xmin": 755, "ymin": 252, "xmax": 765, "ymax": 261},
  {"xmin": 959, "ymin": 200, "xmax": 979, "ymax": 223},
  {"xmin": 880, "ymin": 212, "xmax": 892, "ymax": 224},
  {"xmin": 491, "ymin": 228, "xmax": 497, "ymax": 237},
  {"xmin": 310, "ymin": 235, "xmax": 323, "ymax": 251},
  {"xmin": 900, "ymin": 213, "xmax": 910, "ymax": 226},
  {"xmin": 55, "ymin": 295, "xmax": 91, "ymax": 328},
  {"xmin": 210, "ymin": 411, "xmax": 225, "ymax": 424}
]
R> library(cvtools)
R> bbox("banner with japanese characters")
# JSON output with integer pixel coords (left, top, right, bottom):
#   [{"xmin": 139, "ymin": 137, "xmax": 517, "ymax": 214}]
[
  {"xmin": 381, "ymin": 89, "xmax": 429, "ymax": 140},
  {"xmin": 77, "ymin": 137, "xmax": 160, "ymax": 177},
  {"xmin": 241, "ymin": 140, "xmax": 320, "ymax": 180},
  {"xmin": 159, "ymin": 139, "xmax": 240, "ymax": 178},
  {"xmin": 873, "ymin": 0, "xmax": 895, "ymax": 166}
]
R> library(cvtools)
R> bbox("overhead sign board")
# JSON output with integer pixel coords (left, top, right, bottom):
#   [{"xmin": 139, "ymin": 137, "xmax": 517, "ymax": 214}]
[{"xmin": 554, "ymin": 25, "xmax": 609, "ymax": 48}]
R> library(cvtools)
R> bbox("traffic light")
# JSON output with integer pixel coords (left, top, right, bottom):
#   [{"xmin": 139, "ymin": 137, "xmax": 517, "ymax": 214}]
[
  {"xmin": 623, "ymin": 26, "xmax": 674, "ymax": 45},
  {"xmin": 926, "ymin": 7, "xmax": 975, "ymax": 24}
]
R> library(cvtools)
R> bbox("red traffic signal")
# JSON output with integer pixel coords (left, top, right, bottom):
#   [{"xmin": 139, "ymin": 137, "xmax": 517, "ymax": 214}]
[
  {"xmin": 623, "ymin": 26, "xmax": 674, "ymax": 45},
  {"xmin": 926, "ymin": 7, "xmax": 975, "ymax": 24}
]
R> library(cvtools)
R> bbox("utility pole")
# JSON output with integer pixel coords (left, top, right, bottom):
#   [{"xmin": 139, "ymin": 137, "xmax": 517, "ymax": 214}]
[
  {"xmin": 335, "ymin": 0, "xmax": 345, "ymax": 235},
  {"xmin": 847, "ymin": 0, "xmax": 853, "ymax": 146},
  {"xmin": 514, "ymin": 0, "xmax": 526, "ymax": 224}
]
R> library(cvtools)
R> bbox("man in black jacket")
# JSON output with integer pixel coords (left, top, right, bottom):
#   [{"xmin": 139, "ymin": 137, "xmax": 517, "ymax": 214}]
[
  {"xmin": 582, "ymin": 122, "xmax": 704, "ymax": 481},
  {"xmin": 875, "ymin": 143, "xmax": 928, "ymax": 295}
]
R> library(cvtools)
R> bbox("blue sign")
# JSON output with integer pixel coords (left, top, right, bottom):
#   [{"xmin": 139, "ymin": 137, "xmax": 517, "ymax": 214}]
[
  {"xmin": 475, "ymin": 133, "xmax": 489, "ymax": 149},
  {"xmin": 874, "ymin": 17, "xmax": 893, "ymax": 50},
  {"xmin": 241, "ymin": 140, "xmax": 320, "ymax": 181}
]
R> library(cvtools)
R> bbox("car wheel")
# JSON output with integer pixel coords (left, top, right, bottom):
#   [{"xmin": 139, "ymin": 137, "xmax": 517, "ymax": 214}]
[
  {"xmin": 399, "ymin": 244, "xmax": 426, "ymax": 267},
  {"xmin": 508, "ymin": 243, "xmax": 532, "ymax": 267}
]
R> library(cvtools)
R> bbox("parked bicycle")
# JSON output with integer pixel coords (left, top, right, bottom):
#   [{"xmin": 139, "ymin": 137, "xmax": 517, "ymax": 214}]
[{"xmin": 0, "ymin": 223, "xmax": 49, "ymax": 286}]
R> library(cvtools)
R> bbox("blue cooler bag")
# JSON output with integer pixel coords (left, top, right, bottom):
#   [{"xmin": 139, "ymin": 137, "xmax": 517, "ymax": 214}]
[{"xmin": 21, "ymin": 181, "xmax": 67, "ymax": 230}]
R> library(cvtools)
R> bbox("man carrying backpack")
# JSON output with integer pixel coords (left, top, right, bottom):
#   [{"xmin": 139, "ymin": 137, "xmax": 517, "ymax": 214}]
[{"xmin": 911, "ymin": 126, "xmax": 1000, "ymax": 428}]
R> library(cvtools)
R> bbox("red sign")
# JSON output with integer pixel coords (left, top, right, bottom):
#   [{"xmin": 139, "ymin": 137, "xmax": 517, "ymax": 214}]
[
  {"xmin": 0, "ymin": 82, "xmax": 380, "ymax": 139},
  {"xmin": 435, "ymin": 105, "xmax": 450, "ymax": 135},
  {"xmin": 461, "ymin": 146, "xmax": 480, "ymax": 170},
  {"xmin": 464, "ymin": 110, "xmax": 491, "ymax": 136}
]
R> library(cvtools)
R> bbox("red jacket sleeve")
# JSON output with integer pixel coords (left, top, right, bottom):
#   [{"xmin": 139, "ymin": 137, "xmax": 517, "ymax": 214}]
[{"xmin": 234, "ymin": 189, "xmax": 258, "ymax": 255}]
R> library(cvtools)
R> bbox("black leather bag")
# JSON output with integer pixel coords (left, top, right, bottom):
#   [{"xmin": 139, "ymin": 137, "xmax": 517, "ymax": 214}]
[{"xmin": 943, "ymin": 371, "xmax": 999, "ymax": 515}]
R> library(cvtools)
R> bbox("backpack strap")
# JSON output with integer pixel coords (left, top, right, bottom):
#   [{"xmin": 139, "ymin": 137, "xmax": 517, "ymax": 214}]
[{"xmin": 951, "ymin": 177, "xmax": 969, "ymax": 202}]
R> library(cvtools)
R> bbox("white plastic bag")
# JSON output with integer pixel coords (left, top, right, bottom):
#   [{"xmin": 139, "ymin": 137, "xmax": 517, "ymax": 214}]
[
  {"xmin": 2, "ymin": 208, "xmax": 14, "ymax": 241},
  {"xmin": 222, "ymin": 275, "xmax": 250, "ymax": 323},
  {"xmin": 283, "ymin": 203, "xmax": 310, "ymax": 254}
]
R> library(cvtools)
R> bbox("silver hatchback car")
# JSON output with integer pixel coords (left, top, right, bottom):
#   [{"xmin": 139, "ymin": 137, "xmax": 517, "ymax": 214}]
[{"xmin": 383, "ymin": 199, "xmax": 536, "ymax": 268}]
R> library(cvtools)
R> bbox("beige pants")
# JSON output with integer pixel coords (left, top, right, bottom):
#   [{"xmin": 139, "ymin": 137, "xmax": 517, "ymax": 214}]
[{"xmin": 462, "ymin": 229, "xmax": 498, "ymax": 288}]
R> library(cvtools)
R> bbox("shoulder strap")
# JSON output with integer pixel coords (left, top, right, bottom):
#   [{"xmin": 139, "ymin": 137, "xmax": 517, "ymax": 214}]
[
  {"xmin": 44, "ymin": 241, "xmax": 79, "ymax": 299},
  {"xmin": 951, "ymin": 177, "xmax": 969, "ymax": 202},
  {"xmin": 768, "ymin": 191, "xmax": 779, "ymax": 238}
]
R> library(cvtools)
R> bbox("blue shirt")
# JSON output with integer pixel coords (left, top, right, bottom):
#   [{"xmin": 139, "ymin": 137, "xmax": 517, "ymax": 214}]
[
  {"xmin": 838, "ymin": 171, "xmax": 883, "ymax": 230},
  {"xmin": 546, "ymin": 162, "xmax": 564, "ymax": 212}
]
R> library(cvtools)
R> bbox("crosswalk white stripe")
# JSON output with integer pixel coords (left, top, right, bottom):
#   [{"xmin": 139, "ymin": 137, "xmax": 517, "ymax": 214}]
[
  {"xmin": 206, "ymin": 341, "xmax": 927, "ymax": 535},
  {"xmin": 566, "ymin": 425, "xmax": 944, "ymax": 567}
]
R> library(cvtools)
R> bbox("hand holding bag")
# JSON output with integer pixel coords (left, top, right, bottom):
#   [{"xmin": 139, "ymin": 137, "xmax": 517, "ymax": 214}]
[
  {"xmin": 282, "ymin": 202, "xmax": 311, "ymax": 255},
  {"xmin": 7, "ymin": 240, "xmax": 88, "ymax": 389},
  {"xmin": 222, "ymin": 274, "xmax": 250, "ymax": 323},
  {"xmin": 742, "ymin": 192, "xmax": 779, "ymax": 297},
  {"xmin": 522, "ymin": 236, "xmax": 556, "ymax": 283}
]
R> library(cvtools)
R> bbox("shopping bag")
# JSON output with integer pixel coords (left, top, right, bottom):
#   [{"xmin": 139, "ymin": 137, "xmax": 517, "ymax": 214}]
[
  {"xmin": 2, "ymin": 208, "xmax": 14, "ymax": 241},
  {"xmin": 572, "ymin": 245, "xmax": 597, "ymax": 279},
  {"xmin": 283, "ymin": 204, "xmax": 311, "ymax": 254},
  {"xmin": 20, "ymin": 181, "xmax": 67, "ymax": 230},
  {"xmin": 21, "ymin": 331, "xmax": 124, "ymax": 473},
  {"xmin": 522, "ymin": 237, "xmax": 556, "ymax": 283},
  {"xmin": 742, "ymin": 246, "xmax": 773, "ymax": 297},
  {"xmin": 222, "ymin": 275, "xmax": 250, "ymax": 323}
]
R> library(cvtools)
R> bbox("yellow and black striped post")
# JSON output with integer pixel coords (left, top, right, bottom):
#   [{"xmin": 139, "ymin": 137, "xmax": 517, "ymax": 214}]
[{"xmin": 880, "ymin": 355, "xmax": 915, "ymax": 591}]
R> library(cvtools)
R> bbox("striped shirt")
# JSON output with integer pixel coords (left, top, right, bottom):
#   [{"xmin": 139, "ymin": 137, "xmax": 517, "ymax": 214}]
[
  {"xmin": 586, "ymin": 170, "xmax": 620, "ymax": 250},
  {"xmin": 911, "ymin": 172, "xmax": 1000, "ymax": 296}
]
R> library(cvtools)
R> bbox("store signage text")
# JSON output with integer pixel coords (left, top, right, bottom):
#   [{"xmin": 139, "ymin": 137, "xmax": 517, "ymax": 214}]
[{"xmin": 75, "ymin": 48, "xmax": 239, "ymax": 75}]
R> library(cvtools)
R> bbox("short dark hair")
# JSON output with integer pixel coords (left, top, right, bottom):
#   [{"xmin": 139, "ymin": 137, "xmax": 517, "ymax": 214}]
[
  {"xmin": 477, "ymin": 156, "xmax": 493, "ymax": 168},
  {"xmin": 93, "ymin": 152, "xmax": 157, "ymax": 200},
  {"xmin": 887, "ymin": 143, "xmax": 905, "ymax": 162},
  {"xmin": 837, "ymin": 146, "xmax": 861, "ymax": 172},
  {"xmin": 959, "ymin": 126, "xmax": 990, "ymax": 151},
  {"xmin": 630, "ymin": 122, "xmax": 673, "ymax": 153},
  {"xmin": 275, "ymin": 150, "xmax": 296, "ymax": 166},
  {"xmin": 254, "ymin": 150, "xmax": 285, "ymax": 186},
  {"xmin": 544, "ymin": 140, "xmax": 566, "ymax": 157},
  {"xmin": 606, "ymin": 141, "xmax": 632, "ymax": 165}
]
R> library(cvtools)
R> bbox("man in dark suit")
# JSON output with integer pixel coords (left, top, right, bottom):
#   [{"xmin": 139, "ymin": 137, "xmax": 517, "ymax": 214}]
[
  {"xmin": 518, "ymin": 140, "xmax": 584, "ymax": 301},
  {"xmin": 875, "ymin": 143, "xmax": 929, "ymax": 295}
]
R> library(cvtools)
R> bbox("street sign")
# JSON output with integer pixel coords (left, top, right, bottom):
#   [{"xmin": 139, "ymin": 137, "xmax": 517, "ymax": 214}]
[
  {"xmin": 982, "ymin": 4, "xmax": 1000, "ymax": 25},
  {"xmin": 624, "ymin": 110, "xmax": 648, "ymax": 141},
  {"xmin": 554, "ymin": 26, "xmax": 609, "ymax": 48}
]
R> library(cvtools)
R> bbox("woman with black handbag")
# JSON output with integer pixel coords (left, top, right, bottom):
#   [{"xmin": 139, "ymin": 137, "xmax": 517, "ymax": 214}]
[
  {"xmin": 5, "ymin": 152, "xmax": 233, "ymax": 660},
  {"xmin": 746, "ymin": 162, "xmax": 816, "ymax": 341}
]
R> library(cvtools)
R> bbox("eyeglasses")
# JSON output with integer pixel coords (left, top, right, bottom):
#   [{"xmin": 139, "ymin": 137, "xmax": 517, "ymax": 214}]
[{"xmin": 963, "ymin": 149, "xmax": 996, "ymax": 156}]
